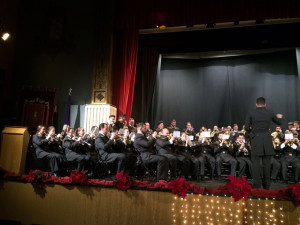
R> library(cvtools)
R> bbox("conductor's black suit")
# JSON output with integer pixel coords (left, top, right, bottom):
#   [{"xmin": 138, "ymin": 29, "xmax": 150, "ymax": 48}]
[{"xmin": 245, "ymin": 107, "xmax": 282, "ymax": 189}]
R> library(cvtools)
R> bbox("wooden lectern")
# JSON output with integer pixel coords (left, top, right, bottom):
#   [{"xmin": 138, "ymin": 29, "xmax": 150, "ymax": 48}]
[{"xmin": 0, "ymin": 127, "xmax": 30, "ymax": 174}]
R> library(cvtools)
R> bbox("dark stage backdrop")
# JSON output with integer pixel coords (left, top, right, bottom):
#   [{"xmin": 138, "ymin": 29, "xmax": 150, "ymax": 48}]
[{"xmin": 149, "ymin": 50, "xmax": 300, "ymax": 131}]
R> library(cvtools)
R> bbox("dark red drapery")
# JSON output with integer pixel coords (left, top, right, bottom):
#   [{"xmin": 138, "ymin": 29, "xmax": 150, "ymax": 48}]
[{"xmin": 112, "ymin": 26, "xmax": 139, "ymax": 120}]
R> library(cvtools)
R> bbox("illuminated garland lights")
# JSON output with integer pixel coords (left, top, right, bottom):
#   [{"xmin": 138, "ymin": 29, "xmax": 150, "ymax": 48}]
[{"xmin": 172, "ymin": 194, "xmax": 288, "ymax": 225}]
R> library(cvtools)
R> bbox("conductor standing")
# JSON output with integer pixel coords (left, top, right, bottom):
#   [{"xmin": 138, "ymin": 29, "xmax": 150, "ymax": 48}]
[{"xmin": 245, "ymin": 97, "xmax": 283, "ymax": 189}]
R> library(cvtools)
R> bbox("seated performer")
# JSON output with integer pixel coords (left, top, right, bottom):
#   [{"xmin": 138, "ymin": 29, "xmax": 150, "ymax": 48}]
[
  {"xmin": 176, "ymin": 133, "xmax": 200, "ymax": 180},
  {"xmin": 271, "ymin": 137, "xmax": 282, "ymax": 182},
  {"xmin": 214, "ymin": 132, "xmax": 237, "ymax": 179},
  {"xmin": 95, "ymin": 123, "xmax": 127, "ymax": 174},
  {"xmin": 182, "ymin": 122, "xmax": 196, "ymax": 139},
  {"xmin": 108, "ymin": 115, "xmax": 116, "ymax": 133},
  {"xmin": 167, "ymin": 119, "xmax": 180, "ymax": 134},
  {"xmin": 115, "ymin": 114, "xmax": 126, "ymax": 130},
  {"xmin": 76, "ymin": 127, "xmax": 98, "ymax": 175},
  {"xmin": 156, "ymin": 121, "xmax": 164, "ymax": 134},
  {"xmin": 62, "ymin": 127, "xmax": 91, "ymax": 171},
  {"xmin": 210, "ymin": 126, "xmax": 219, "ymax": 142},
  {"xmin": 194, "ymin": 133, "xmax": 215, "ymax": 180},
  {"xmin": 233, "ymin": 133, "xmax": 253, "ymax": 178},
  {"xmin": 128, "ymin": 118, "xmax": 136, "ymax": 134},
  {"xmin": 47, "ymin": 126, "xmax": 64, "ymax": 155},
  {"xmin": 271, "ymin": 126, "xmax": 285, "ymax": 142},
  {"xmin": 294, "ymin": 121, "xmax": 300, "ymax": 138},
  {"xmin": 134, "ymin": 122, "xmax": 169, "ymax": 181},
  {"xmin": 145, "ymin": 122, "xmax": 153, "ymax": 139},
  {"xmin": 280, "ymin": 136, "xmax": 300, "ymax": 183},
  {"xmin": 156, "ymin": 128, "xmax": 190, "ymax": 179},
  {"xmin": 229, "ymin": 124, "xmax": 240, "ymax": 143},
  {"xmin": 32, "ymin": 125, "xmax": 64, "ymax": 175}
]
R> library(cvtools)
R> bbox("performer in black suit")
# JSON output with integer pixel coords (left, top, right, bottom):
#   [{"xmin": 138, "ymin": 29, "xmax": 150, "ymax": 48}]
[
  {"xmin": 245, "ymin": 97, "xmax": 283, "ymax": 189},
  {"xmin": 233, "ymin": 133, "xmax": 253, "ymax": 178},
  {"xmin": 134, "ymin": 122, "xmax": 169, "ymax": 181},
  {"xmin": 115, "ymin": 114, "xmax": 126, "ymax": 130},
  {"xmin": 32, "ymin": 125, "xmax": 64, "ymax": 174},
  {"xmin": 156, "ymin": 128, "xmax": 190, "ymax": 179},
  {"xmin": 280, "ymin": 137, "xmax": 300, "ymax": 183},
  {"xmin": 95, "ymin": 123, "xmax": 126, "ymax": 174},
  {"xmin": 214, "ymin": 132, "xmax": 237, "ymax": 179},
  {"xmin": 62, "ymin": 127, "xmax": 91, "ymax": 171}
]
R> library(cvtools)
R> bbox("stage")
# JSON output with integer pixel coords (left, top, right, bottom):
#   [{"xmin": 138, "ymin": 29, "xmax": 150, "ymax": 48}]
[{"xmin": 0, "ymin": 175, "xmax": 300, "ymax": 225}]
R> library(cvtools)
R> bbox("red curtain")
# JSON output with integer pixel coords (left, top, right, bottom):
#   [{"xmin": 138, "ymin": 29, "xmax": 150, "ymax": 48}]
[
  {"xmin": 112, "ymin": 28, "xmax": 138, "ymax": 121},
  {"xmin": 112, "ymin": 3, "xmax": 139, "ymax": 121}
]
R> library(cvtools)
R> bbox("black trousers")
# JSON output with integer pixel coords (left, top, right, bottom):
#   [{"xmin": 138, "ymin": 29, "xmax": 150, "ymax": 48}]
[
  {"xmin": 270, "ymin": 157, "xmax": 281, "ymax": 180},
  {"xmin": 179, "ymin": 152, "xmax": 200, "ymax": 177},
  {"xmin": 237, "ymin": 156, "xmax": 253, "ymax": 178},
  {"xmin": 41, "ymin": 152, "xmax": 64, "ymax": 173},
  {"xmin": 141, "ymin": 154, "xmax": 169, "ymax": 181},
  {"xmin": 101, "ymin": 153, "xmax": 126, "ymax": 173},
  {"xmin": 280, "ymin": 156, "xmax": 300, "ymax": 182},
  {"xmin": 251, "ymin": 155, "xmax": 271, "ymax": 189},
  {"xmin": 216, "ymin": 154, "xmax": 237, "ymax": 176},
  {"xmin": 197, "ymin": 154, "xmax": 215, "ymax": 176}
]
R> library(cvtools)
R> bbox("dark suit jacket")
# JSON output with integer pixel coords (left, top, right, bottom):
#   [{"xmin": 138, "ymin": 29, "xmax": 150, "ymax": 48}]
[
  {"xmin": 95, "ymin": 133, "xmax": 114, "ymax": 158},
  {"xmin": 62, "ymin": 136, "xmax": 81, "ymax": 161},
  {"xmin": 32, "ymin": 133, "xmax": 50, "ymax": 158},
  {"xmin": 156, "ymin": 136, "xmax": 173, "ymax": 155},
  {"xmin": 245, "ymin": 107, "xmax": 282, "ymax": 156},
  {"xmin": 133, "ymin": 133, "xmax": 156, "ymax": 157}
]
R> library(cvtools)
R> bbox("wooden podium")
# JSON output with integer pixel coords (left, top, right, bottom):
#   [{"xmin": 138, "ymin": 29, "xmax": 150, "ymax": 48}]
[{"xmin": 0, "ymin": 127, "xmax": 30, "ymax": 174}]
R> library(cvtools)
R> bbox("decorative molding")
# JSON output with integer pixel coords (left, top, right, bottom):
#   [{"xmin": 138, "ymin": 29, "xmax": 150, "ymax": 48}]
[{"xmin": 91, "ymin": 1, "xmax": 114, "ymax": 104}]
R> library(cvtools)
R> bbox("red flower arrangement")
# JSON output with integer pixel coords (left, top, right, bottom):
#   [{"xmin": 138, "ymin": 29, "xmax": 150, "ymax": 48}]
[
  {"xmin": 114, "ymin": 170, "xmax": 133, "ymax": 191},
  {"xmin": 226, "ymin": 175, "xmax": 252, "ymax": 201},
  {"xmin": 286, "ymin": 183, "xmax": 300, "ymax": 206},
  {"xmin": 70, "ymin": 170, "xmax": 88, "ymax": 185},
  {"xmin": 168, "ymin": 177, "xmax": 190, "ymax": 199},
  {"xmin": 114, "ymin": 170, "xmax": 132, "ymax": 191},
  {"xmin": 25, "ymin": 170, "xmax": 51, "ymax": 183}
]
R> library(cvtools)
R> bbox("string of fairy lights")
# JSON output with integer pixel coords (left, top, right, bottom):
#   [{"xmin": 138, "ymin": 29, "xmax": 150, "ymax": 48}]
[{"xmin": 172, "ymin": 194, "xmax": 287, "ymax": 225}]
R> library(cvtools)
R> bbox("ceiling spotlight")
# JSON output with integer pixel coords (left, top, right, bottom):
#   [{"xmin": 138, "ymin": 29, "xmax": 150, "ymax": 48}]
[
  {"xmin": 1, "ymin": 32, "xmax": 10, "ymax": 41},
  {"xmin": 156, "ymin": 25, "xmax": 166, "ymax": 30}
]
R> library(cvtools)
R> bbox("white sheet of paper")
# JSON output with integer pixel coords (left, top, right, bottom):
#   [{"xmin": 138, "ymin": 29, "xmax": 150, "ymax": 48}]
[
  {"xmin": 188, "ymin": 135, "xmax": 194, "ymax": 141},
  {"xmin": 285, "ymin": 133, "xmax": 293, "ymax": 140},
  {"xmin": 201, "ymin": 131, "xmax": 211, "ymax": 138},
  {"xmin": 222, "ymin": 134, "xmax": 229, "ymax": 140},
  {"xmin": 173, "ymin": 131, "xmax": 180, "ymax": 138}
]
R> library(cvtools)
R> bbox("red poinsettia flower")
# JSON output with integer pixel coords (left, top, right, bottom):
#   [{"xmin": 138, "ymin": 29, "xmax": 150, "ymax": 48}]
[
  {"xmin": 70, "ymin": 170, "xmax": 88, "ymax": 185},
  {"xmin": 114, "ymin": 170, "xmax": 132, "ymax": 191},
  {"xmin": 25, "ymin": 170, "xmax": 45, "ymax": 183},
  {"xmin": 168, "ymin": 177, "xmax": 190, "ymax": 199},
  {"xmin": 226, "ymin": 175, "xmax": 252, "ymax": 201},
  {"xmin": 287, "ymin": 183, "xmax": 300, "ymax": 205}
]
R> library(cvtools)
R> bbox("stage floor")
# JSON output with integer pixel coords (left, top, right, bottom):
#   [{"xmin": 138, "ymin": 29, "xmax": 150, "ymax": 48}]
[
  {"xmin": 101, "ymin": 174, "xmax": 291, "ymax": 189},
  {"xmin": 189, "ymin": 178, "xmax": 290, "ymax": 189}
]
